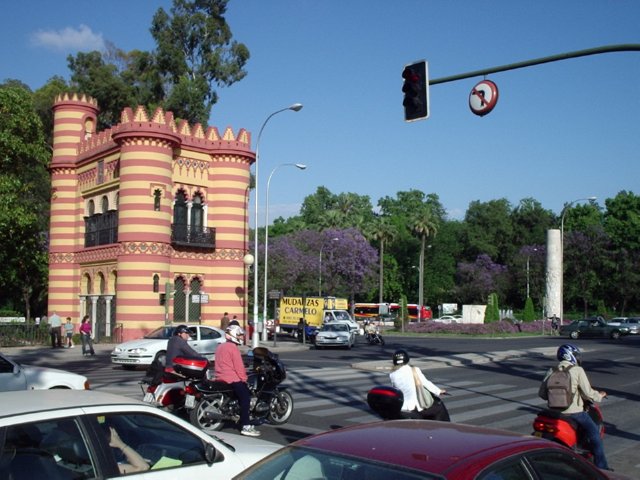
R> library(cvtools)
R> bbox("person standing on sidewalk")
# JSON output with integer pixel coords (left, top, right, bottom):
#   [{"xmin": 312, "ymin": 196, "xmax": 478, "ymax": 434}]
[
  {"xmin": 64, "ymin": 317, "xmax": 75, "ymax": 348},
  {"xmin": 79, "ymin": 315, "xmax": 95, "ymax": 356},
  {"xmin": 49, "ymin": 311, "xmax": 63, "ymax": 348},
  {"xmin": 220, "ymin": 312, "xmax": 230, "ymax": 331}
]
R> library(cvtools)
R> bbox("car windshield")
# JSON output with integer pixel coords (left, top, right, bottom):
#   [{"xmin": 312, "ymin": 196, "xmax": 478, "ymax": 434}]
[
  {"xmin": 333, "ymin": 311, "xmax": 352, "ymax": 321},
  {"xmin": 236, "ymin": 446, "xmax": 437, "ymax": 480},
  {"xmin": 144, "ymin": 326, "xmax": 176, "ymax": 339},
  {"xmin": 321, "ymin": 324, "xmax": 348, "ymax": 332}
]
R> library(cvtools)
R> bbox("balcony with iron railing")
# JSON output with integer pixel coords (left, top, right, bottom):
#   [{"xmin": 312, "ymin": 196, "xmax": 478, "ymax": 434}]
[{"xmin": 171, "ymin": 224, "xmax": 216, "ymax": 249}]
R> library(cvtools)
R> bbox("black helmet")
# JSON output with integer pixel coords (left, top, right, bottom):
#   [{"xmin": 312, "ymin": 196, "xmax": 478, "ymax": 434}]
[
  {"xmin": 174, "ymin": 324, "xmax": 190, "ymax": 335},
  {"xmin": 392, "ymin": 349, "xmax": 410, "ymax": 366}
]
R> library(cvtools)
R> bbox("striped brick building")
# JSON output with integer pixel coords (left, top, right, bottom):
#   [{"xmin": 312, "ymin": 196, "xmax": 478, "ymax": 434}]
[{"xmin": 48, "ymin": 93, "xmax": 254, "ymax": 341}]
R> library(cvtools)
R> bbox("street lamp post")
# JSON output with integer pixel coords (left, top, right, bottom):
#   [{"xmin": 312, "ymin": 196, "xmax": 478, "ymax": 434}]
[
  {"xmin": 559, "ymin": 196, "xmax": 596, "ymax": 326},
  {"xmin": 262, "ymin": 163, "xmax": 306, "ymax": 341},
  {"xmin": 318, "ymin": 238, "xmax": 339, "ymax": 296},
  {"xmin": 252, "ymin": 104, "xmax": 303, "ymax": 349},
  {"xmin": 526, "ymin": 247, "xmax": 538, "ymax": 299}
]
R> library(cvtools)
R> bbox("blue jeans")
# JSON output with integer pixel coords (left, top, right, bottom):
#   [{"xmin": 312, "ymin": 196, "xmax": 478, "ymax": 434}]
[{"xmin": 569, "ymin": 411, "xmax": 609, "ymax": 470}]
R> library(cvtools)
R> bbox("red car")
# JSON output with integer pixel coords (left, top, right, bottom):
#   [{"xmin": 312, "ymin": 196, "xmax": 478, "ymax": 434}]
[{"xmin": 233, "ymin": 420, "xmax": 631, "ymax": 480}]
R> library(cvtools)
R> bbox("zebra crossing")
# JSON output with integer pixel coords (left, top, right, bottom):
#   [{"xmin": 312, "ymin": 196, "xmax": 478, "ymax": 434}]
[{"xmin": 276, "ymin": 366, "xmax": 627, "ymax": 443}]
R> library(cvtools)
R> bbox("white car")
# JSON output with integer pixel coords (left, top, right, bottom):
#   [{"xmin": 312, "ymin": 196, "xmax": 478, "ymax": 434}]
[
  {"xmin": 433, "ymin": 315, "xmax": 460, "ymax": 324},
  {"xmin": 324, "ymin": 310, "xmax": 360, "ymax": 334},
  {"xmin": 315, "ymin": 322, "xmax": 356, "ymax": 349},
  {"xmin": 0, "ymin": 351, "xmax": 89, "ymax": 391},
  {"xmin": 111, "ymin": 324, "xmax": 225, "ymax": 369},
  {"xmin": 0, "ymin": 389, "xmax": 280, "ymax": 479}
]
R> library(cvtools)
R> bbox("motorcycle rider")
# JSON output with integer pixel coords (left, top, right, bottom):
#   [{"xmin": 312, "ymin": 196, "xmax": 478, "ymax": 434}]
[
  {"xmin": 364, "ymin": 320, "xmax": 377, "ymax": 340},
  {"xmin": 214, "ymin": 325, "xmax": 261, "ymax": 437},
  {"xmin": 389, "ymin": 349, "xmax": 450, "ymax": 421},
  {"xmin": 165, "ymin": 324, "xmax": 206, "ymax": 373},
  {"xmin": 538, "ymin": 344, "xmax": 610, "ymax": 470}
]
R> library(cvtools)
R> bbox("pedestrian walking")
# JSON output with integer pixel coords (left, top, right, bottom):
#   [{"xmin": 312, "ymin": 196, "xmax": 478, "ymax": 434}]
[
  {"xmin": 49, "ymin": 311, "xmax": 63, "ymax": 348},
  {"xmin": 220, "ymin": 312, "xmax": 230, "ymax": 331},
  {"xmin": 64, "ymin": 317, "xmax": 75, "ymax": 348},
  {"xmin": 79, "ymin": 315, "xmax": 95, "ymax": 356}
]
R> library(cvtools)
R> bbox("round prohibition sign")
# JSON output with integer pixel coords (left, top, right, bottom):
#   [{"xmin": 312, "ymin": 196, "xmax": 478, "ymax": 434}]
[{"xmin": 469, "ymin": 80, "xmax": 499, "ymax": 116}]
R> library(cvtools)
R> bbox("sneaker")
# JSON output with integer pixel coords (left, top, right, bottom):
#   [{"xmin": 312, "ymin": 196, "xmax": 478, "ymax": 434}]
[{"xmin": 241, "ymin": 425, "xmax": 261, "ymax": 437}]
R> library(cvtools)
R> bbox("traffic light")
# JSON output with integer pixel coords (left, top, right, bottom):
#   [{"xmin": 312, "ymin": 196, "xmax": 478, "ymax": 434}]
[{"xmin": 402, "ymin": 60, "xmax": 429, "ymax": 121}]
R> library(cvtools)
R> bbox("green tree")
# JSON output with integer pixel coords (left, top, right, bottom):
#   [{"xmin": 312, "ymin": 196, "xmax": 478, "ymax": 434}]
[
  {"xmin": 151, "ymin": 0, "xmax": 250, "ymax": 125},
  {"xmin": 523, "ymin": 296, "xmax": 535, "ymax": 322},
  {"xmin": 0, "ymin": 84, "xmax": 51, "ymax": 317},
  {"xmin": 462, "ymin": 198, "xmax": 513, "ymax": 264},
  {"xmin": 365, "ymin": 216, "xmax": 397, "ymax": 303},
  {"xmin": 485, "ymin": 292, "xmax": 500, "ymax": 322},
  {"xmin": 410, "ymin": 204, "xmax": 439, "ymax": 314}
]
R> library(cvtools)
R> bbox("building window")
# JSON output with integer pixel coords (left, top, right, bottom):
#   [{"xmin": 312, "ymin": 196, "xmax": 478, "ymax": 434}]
[
  {"xmin": 153, "ymin": 274, "xmax": 160, "ymax": 293},
  {"xmin": 173, "ymin": 190, "xmax": 188, "ymax": 242},
  {"xmin": 97, "ymin": 160, "xmax": 104, "ymax": 184},
  {"xmin": 191, "ymin": 193, "xmax": 204, "ymax": 230},
  {"xmin": 154, "ymin": 189, "xmax": 162, "ymax": 211},
  {"xmin": 84, "ymin": 196, "xmax": 118, "ymax": 248}
]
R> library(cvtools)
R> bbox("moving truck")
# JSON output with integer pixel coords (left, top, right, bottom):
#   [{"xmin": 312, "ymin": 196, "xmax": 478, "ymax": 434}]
[{"xmin": 277, "ymin": 296, "xmax": 357, "ymax": 336}]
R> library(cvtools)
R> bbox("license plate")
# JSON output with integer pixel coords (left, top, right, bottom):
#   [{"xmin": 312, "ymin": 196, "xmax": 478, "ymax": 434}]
[
  {"xmin": 143, "ymin": 392, "xmax": 155, "ymax": 403},
  {"xmin": 185, "ymin": 394, "xmax": 196, "ymax": 409}
]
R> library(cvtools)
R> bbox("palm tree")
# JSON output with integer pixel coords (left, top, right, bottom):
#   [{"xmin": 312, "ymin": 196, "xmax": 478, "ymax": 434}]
[
  {"xmin": 369, "ymin": 217, "xmax": 397, "ymax": 303},
  {"xmin": 410, "ymin": 205, "xmax": 439, "ymax": 318}
]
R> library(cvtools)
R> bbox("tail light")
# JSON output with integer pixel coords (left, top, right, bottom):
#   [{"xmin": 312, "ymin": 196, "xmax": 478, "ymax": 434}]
[{"xmin": 533, "ymin": 419, "xmax": 558, "ymax": 434}]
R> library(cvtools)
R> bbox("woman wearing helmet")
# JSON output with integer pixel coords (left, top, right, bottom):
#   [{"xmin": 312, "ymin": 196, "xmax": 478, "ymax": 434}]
[
  {"xmin": 214, "ymin": 325, "xmax": 261, "ymax": 437},
  {"xmin": 165, "ymin": 324, "xmax": 206, "ymax": 372},
  {"xmin": 539, "ymin": 343, "xmax": 610, "ymax": 470},
  {"xmin": 389, "ymin": 349, "xmax": 450, "ymax": 421}
]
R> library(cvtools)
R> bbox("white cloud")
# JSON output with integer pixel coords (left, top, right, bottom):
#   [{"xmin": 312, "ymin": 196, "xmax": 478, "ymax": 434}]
[{"xmin": 30, "ymin": 24, "xmax": 104, "ymax": 52}]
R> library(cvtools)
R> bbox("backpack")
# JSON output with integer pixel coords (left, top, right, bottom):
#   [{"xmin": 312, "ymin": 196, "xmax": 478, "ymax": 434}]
[{"xmin": 545, "ymin": 365, "xmax": 574, "ymax": 409}]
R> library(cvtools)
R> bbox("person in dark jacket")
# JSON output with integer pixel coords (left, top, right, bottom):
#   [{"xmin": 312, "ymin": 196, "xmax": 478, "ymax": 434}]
[{"xmin": 165, "ymin": 325, "xmax": 205, "ymax": 372}]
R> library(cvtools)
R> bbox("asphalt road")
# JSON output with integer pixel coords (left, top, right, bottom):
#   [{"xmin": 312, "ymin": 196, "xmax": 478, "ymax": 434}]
[{"xmin": 5, "ymin": 333, "xmax": 640, "ymax": 477}]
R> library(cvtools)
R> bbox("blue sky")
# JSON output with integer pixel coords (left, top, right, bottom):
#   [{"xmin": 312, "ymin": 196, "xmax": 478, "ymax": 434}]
[{"xmin": 2, "ymin": 1, "xmax": 639, "ymax": 224}]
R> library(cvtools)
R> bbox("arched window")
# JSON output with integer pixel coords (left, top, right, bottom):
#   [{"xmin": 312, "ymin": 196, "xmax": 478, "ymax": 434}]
[
  {"xmin": 88, "ymin": 200, "xmax": 95, "ymax": 216},
  {"xmin": 191, "ymin": 193, "xmax": 204, "ymax": 231},
  {"xmin": 153, "ymin": 274, "xmax": 160, "ymax": 293},
  {"xmin": 174, "ymin": 277, "xmax": 186, "ymax": 322},
  {"xmin": 173, "ymin": 190, "xmax": 188, "ymax": 242},
  {"xmin": 101, "ymin": 195, "xmax": 109, "ymax": 213}
]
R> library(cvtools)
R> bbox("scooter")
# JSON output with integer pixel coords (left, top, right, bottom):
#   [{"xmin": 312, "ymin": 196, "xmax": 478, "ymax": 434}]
[
  {"xmin": 367, "ymin": 385, "xmax": 450, "ymax": 421},
  {"xmin": 532, "ymin": 402, "xmax": 604, "ymax": 461}
]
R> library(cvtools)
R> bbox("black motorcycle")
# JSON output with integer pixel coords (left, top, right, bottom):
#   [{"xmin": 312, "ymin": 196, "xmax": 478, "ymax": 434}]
[
  {"xmin": 365, "ymin": 331, "xmax": 385, "ymax": 346},
  {"xmin": 183, "ymin": 347, "xmax": 294, "ymax": 433}
]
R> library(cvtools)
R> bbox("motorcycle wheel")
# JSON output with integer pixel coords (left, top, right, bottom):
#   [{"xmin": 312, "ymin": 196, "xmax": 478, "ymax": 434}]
[
  {"xmin": 268, "ymin": 390, "xmax": 294, "ymax": 425},
  {"xmin": 189, "ymin": 394, "xmax": 226, "ymax": 433},
  {"xmin": 379, "ymin": 337, "xmax": 385, "ymax": 346}
]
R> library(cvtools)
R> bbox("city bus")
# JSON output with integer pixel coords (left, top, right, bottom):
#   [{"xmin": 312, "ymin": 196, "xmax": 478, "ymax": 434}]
[
  {"xmin": 389, "ymin": 303, "xmax": 432, "ymax": 321},
  {"xmin": 353, "ymin": 303, "xmax": 390, "ymax": 321}
]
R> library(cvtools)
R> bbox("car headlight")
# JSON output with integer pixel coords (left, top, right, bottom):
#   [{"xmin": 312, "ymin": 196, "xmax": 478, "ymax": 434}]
[
  {"xmin": 129, "ymin": 348, "xmax": 148, "ymax": 354},
  {"xmin": 113, "ymin": 347, "xmax": 122, "ymax": 353}
]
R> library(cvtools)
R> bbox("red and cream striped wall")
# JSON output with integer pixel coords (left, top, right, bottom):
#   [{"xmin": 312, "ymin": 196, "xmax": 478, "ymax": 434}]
[{"xmin": 47, "ymin": 93, "xmax": 254, "ymax": 341}]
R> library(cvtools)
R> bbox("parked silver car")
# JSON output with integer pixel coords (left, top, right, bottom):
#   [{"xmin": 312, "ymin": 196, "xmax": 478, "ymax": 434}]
[{"xmin": 111, "ymin": 324, "xmax": 225, "ymax": 369}]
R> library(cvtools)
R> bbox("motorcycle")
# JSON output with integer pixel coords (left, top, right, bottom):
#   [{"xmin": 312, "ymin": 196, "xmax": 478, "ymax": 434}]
[
  {"xmin": 140, "ymin": 357, "xmax": 211, "ymax": 413},
  {"xmin": 183, "ymin": 347, "xmax": 294, "ymax": 433},
  {"xmin": 367, "ymin": 385, "xmax": 450, "ymax": 421},
  {"xmin": 532, "ymin": 402, "xmax": 604, "ymax": 461},
  {"xmin": 365, "ymin": 330, "xmax": 385, "ymax": 346}
]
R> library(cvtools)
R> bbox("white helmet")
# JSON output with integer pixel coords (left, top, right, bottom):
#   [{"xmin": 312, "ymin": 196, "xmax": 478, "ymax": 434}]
[{"xmin": 225, "ymin": 324, "xmax": 245, "ymax": 345}]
